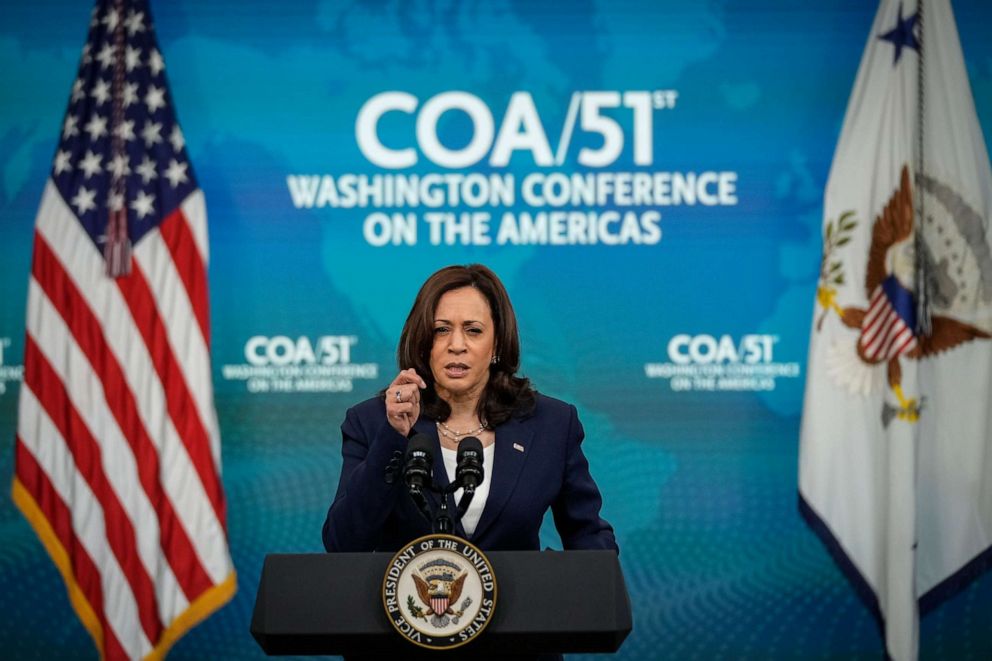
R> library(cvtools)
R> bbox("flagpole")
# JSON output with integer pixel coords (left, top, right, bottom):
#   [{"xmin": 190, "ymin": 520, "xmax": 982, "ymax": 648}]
[
  {"xmin": 104, "ymin": 0, "xmax": 131, "ymax": 277},
  {"xmin": 914, "ymin": 0, "xmax": 929, "ymax": 336},
  {"xmin": 911, "ymin": 7, "xmax": 926, "ymax": 661}
]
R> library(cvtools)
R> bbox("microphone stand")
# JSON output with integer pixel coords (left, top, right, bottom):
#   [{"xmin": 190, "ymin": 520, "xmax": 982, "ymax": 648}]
[
  {"xmin": 408, "ymin": 485, "xmax": 434, "ymax": 527},
  {"xmin": 434, "ymin": 480, "xmax": 476, "ymax": 535},
  {"xmin": 404, "ymin": 476, "xmax": 461, "ymax": 535},
  {"xmin": 455, "ymin": 483, "xmax": 475, "ymax": 519},
  {"xmin": 432, "ymin": 490, "xmax": 453, "ymax": 535}
]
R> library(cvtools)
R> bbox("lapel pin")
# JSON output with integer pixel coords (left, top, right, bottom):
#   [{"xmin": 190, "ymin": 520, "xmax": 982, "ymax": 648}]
[{"xmin": 513, "ymin": 443, "xmax": 525, "ymax": 453}]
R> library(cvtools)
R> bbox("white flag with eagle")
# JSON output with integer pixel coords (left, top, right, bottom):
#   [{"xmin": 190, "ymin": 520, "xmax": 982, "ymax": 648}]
[{"xmin": 799, "ymin": 0, "xmax": 992, "ymax": 659}]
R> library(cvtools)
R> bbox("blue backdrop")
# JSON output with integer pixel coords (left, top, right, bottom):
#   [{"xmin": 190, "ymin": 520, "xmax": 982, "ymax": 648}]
[{"xmin": 1, "ymin": 0, "xmax": 991, "ymax": 658}]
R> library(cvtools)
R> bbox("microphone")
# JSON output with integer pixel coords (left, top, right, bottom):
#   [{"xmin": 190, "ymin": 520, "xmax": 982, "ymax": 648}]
[
  {"xmin": 404, "ymin": 433, "xmax": 434, "ymax": 525},
  {"xmin": 403, "ymin": 433, "xmax": 434, "ymax": 492},
  {"xmin": 455, "ymin": 436, "xmax": 485, "ymax": 494},
  {"xmin": 455, "ymin": 436, "xmax": 484, "ymax": 521}
]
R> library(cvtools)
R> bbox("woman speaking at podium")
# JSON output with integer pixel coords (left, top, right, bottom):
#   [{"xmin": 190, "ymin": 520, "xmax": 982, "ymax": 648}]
[{"xmin": 322, "ymin": 264, "xmax": 616, "ymax": 554}]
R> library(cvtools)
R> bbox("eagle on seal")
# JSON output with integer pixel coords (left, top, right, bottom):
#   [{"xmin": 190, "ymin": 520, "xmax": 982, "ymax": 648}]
[
  {"xmin": 413, "ymin": 571, "xmax": 467, "ymax": 617},
  {"xmin": 817, "ymin": 165, "xmax": 990, "ymax": 425}
]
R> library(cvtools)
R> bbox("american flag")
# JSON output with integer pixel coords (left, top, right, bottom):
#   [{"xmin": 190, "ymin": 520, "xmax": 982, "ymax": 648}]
[
  {"xmin": 859, "ymin": 276, "xmax": 919, "ymax": 361},
  {"xmin": 12, "ymin": 1, "xmax": 235, "ymax": 658}
]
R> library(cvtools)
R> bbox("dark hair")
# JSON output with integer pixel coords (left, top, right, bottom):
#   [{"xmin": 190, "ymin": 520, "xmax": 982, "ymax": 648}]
[{"xmin": 396, "ymin": 264, "xmax": 535, "ymax": 426}]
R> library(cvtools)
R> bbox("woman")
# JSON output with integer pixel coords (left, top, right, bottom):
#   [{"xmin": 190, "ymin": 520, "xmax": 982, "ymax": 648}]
[{"xmin": 322, "ymin": 264, "xmax": 616, "ymax": 553}]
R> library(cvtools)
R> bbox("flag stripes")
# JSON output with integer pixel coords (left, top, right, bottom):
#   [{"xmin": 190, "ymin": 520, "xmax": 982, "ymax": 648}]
[
  {"xmin": 14, "ymin": 442, "xmax": 129, "ymax": 660},
  {"xmin": 126, "ymin": 233, "xmax": 225, "ymax": 527},
  {"xmin": 157, "ymin": 206, "xmax": 211, "ymax": 349},
  {"xmin": 34, "ymin": 183, "xmax": 229, "ymax": 575},
  {"xmin": 18, "ymin": 185, "xmax": 233, "ymax": 657},
  {"xmin": 31, "ymin": 192, "xmax": 226, "ymax": 580},
  {"xmin": 25, "ymin": 270, "xmax": 195, "ymax": 613},
  {"xmin": 118, "ymin": 258, "xmax": 226, "ymax": 529},
  {"xmin": 22, "ymin": 339, "xmax": 164, "ymax": 647},
  {"xmin": 17, "ymin": 388, "xmax": 150, "ymax": 657}
]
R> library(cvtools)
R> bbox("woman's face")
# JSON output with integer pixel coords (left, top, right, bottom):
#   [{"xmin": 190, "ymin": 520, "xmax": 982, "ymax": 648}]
[{"xmin": 430, "ymin": 286, "xmax": 496, "ymax": 405}]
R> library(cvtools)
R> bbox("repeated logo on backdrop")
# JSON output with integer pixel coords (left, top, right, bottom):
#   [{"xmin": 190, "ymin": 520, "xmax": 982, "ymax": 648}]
[
  {"xmin": 644, "ymin": 333, "xmax": 801, "ymax": 392},
  {"xmin": 220, "ymin": 334, "xmax": 379, "ymax": 394},
  {"xmin": 0, "ymin": 337, "xmax": 23, "ymax": 398},
  {"xmin": 287, "ymin": 90, "xmax": 739, "ymax": 247}
]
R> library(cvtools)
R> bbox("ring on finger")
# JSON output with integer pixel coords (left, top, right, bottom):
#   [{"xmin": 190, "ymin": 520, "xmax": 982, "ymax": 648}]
[{"xmin": 395, "ymin": 390, "xmax": 402, "ymax": 403}]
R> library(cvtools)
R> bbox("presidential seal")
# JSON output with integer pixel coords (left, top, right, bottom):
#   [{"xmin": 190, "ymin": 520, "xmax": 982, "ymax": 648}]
[
  {"xmin": 382, "ymin": 534, "xmax": 497, "ymax": 650},
  {"xmin": 815, "ymin": 165, "xmax": 992, "ymax": 427}
]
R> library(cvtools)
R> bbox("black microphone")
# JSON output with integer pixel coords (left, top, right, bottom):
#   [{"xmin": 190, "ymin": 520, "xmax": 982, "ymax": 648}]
[
  {"xmin": 455, "ymin": 436, "xmax": 484, "ymax": 522},
  {"xmin": 404, "ymin": 433, "xmax": 434, "ymax": 525},
  {"xmin": 404, "ymin": 433, "xmax": 434, "ymax": 492},
  {"xmin": 455, "ymin": 436, "xmax": 485, "ymax": 494}
]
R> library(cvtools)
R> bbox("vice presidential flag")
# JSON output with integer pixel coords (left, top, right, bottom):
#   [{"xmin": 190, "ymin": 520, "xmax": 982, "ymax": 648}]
[
  {"xmin": 800, "ymin": 0, "xmax": 992, "ymax": 659},
  {"xmin": 12, "ymin": 0, "xmax": 235, "ymax": 658}
]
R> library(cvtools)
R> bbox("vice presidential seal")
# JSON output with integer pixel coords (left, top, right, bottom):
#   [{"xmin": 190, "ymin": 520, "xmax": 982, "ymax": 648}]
[{"xmin": 382, "ymin": 534, "xmax": 497, "ymax": 650}]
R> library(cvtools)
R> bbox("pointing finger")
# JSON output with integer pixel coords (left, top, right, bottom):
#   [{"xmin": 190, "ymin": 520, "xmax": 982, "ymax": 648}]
[{"xmin": 396, "ymin": 368, "xmax": 427, "ymax": 389}]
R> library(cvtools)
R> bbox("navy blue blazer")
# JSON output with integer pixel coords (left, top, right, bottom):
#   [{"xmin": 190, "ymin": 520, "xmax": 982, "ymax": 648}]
[{"xmin": 322, "ymin": 393, "xmax": 617, "ymax": 553}]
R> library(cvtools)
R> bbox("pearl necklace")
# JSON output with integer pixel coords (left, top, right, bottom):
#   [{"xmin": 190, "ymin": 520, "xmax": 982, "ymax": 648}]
[{"xmin": 436, "ymin": 420, "xmax": 487, "ymax": 442}]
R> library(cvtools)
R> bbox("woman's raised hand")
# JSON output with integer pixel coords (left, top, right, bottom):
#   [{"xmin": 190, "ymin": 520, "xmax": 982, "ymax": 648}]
[{"xmin": 385, "ymin": 368, "xmax": 427, "ymax": 437}]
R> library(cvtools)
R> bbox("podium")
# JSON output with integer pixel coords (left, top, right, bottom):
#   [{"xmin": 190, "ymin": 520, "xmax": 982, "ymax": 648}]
[{"xmin": 251, "ymin": 550, "xmax": 632, "ymax": 657}]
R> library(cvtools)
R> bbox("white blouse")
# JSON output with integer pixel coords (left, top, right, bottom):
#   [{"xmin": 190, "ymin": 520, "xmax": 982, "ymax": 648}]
[{"xmin": 440, "ymin": 443, "xmax": 495, "ymax": 537}]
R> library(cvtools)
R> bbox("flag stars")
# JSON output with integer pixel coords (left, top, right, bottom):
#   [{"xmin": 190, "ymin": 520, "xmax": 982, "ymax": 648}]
[
  {"xmin": 92, "ymin": 79, "xmax": 111, "ymax": 105},
  {"xmin": 878, "ymin": 3, "xmax": 920, "ymax": 65},
  {"xmin": 102, "ymin": 9, "xmax": 120, "ymax": 32},
  {"xmin": 164, "ymin": 159, "xmax": 189, "ymax": 188},
  {"xmin": 126, "ymin": 45, "xmax": 142, "ymax": 72},
  {"xmin": 170, "ymin": 125, "xmax": 185, "ymax": 152},
  {"xmin": 145, "ymin": 85, "xmax": 166, "ymax": 113},
  {"xmin": 136, "ymin": 156, "xmax": 158, "ymax": 184},
  {"xmin": 123, "ymin": 81, "xmax": 139, "ymax": 108},
  {"xmin": 124, "ymin": 10, "xmax": 145, "ymax": 36},
  {"xmin": 148, "ymin": 49, "xmax": 164, "ymax": 77},
  {"xmin": 114, "ymin": 119, "xmax": 136, "ymax": 142},
  {"xmin": 109, "ymin": 153, "xmax": 131, "ymax": 179},
  {"xmin": 63, "ymin": 114, "xmax": 80, "ymax": 139},
  {"xmin": 96, "ymin": 43, "xmax": 114, "ymax": 69},
  {"xmin": 71, "ymin": 78, "xmax": 86, "ymax": 103},
  {"xmin": 142, "ymin": 121, "xmax": 163, "ymax": 147},
  {"xmin": 71, "ymin": 186, "xmax": 97, "ymax": 215},
  {"xmin": 54, "ymin": 5, "xmax": 197, "ymax": 238},
  {"xmin": 130, "ymin": 190, "xmax": 155, "ymax": 219},
  {"xmin": 78, "ymin": 150, "xmax": 103, "ymax": 178},
  {"xmin": 84, "ymin": 114, "xmax": 108, "ymax": 141},
  {"xmin": 54, "ymin": 149, "xmax": 73, "ymax": 175}
]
